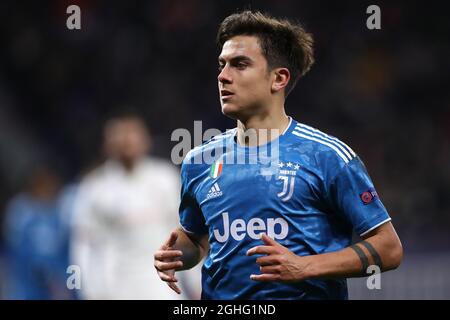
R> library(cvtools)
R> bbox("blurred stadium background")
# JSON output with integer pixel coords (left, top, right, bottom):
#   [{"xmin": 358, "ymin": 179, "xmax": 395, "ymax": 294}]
[{"xmin": 0, "ymin": 0, "xmax": 449, "ymax": 299}]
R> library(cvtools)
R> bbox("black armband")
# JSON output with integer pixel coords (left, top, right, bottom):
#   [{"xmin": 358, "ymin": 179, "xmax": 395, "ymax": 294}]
[
  {"xmin": 360, "ymin": 240, "xmax": 383, "ymax": 270},
  {"xmin": 350, "ymin": 244, "xmax": 369, "ymax": 274}
]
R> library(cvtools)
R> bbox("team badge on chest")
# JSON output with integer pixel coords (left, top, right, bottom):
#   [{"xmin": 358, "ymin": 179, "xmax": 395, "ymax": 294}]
[{"xmin": 277, "ymin": 161, "xmax": 300, "ymax": 202}]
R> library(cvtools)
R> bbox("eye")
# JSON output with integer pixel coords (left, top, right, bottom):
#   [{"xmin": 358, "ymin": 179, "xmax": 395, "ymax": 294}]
[{"xmin": 236, "ymin": 62, "xmax": 248, "ymax": 70}]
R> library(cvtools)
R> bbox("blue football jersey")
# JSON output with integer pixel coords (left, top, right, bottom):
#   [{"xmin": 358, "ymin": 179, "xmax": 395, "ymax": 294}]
[{"xmin": 179, "ymin": 117, "xmax": 391, "ymax": 300}]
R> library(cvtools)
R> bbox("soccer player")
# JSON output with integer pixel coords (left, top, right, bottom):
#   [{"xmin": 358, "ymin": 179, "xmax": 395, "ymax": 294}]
[
  {"xmin": 154, "ymin": 11, "xmax": 403, "ymax": 299},
  {"xmin": 71, "ymin": 113, "xmax": 201, "ymax": 299}
]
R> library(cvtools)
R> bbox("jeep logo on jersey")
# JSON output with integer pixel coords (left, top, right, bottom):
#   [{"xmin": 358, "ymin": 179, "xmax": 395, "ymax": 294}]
[{"xmin": 213, "ymin": 212, "xmax": 288, "ymax": 243}]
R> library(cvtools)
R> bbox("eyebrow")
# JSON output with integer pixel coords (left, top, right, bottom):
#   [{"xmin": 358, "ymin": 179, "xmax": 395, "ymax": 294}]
[{"xmin": 218, "ymin": 55, "xmax": 253, "ymax": 64}]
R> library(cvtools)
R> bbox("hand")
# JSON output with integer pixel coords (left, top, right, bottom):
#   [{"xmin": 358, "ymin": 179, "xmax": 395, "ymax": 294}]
[
  {"xmin": 154, "ymin": 231, "xmax": 184, "ymax": 294},
  {"xmin": 246, "ymin": 233, "xmax": 310, "ymax": 282}
]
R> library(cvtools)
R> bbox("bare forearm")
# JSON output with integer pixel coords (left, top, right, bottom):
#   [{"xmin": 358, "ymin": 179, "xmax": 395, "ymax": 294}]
[
  {"xmin": 305, "ymin": 245, "xmax": 375, "ymax": 279},
  {"xmin": 246, "ymin": 223, "xmax": 402, "ymax": 284},
  {"xmin": 305, "ymin": 229, "xmax": 403, "ymax": 280},
  {"xmin": 172, "ymin": 227, "xmax": 208, "ymax": 270}
]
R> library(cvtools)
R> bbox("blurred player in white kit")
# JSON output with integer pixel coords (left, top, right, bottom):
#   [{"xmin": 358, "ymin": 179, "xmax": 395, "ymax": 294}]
[{"xmin": 70, "ymin": 112, "xmax": 200, "ymax": 299}]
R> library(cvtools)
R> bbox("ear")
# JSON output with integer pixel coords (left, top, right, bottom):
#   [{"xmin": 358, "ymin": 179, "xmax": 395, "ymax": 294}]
[{"xmin": 271, "ymin": 68, "xmax": 290, "ymax": 93}]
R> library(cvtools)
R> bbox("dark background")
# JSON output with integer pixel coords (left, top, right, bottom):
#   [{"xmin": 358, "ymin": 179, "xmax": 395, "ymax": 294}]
[{"xmin": 0, "ymin": 0, "xmax": 449, "ymax": 299}]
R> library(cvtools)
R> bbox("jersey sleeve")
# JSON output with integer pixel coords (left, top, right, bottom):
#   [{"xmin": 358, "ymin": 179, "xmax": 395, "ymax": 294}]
[
  {"xmin": 179, "ymin": 160, "xmax": 208, "ymax": 235},
  {"xmin": 326, "ymin": 156, "xmax": 391, "ymax": 236}
]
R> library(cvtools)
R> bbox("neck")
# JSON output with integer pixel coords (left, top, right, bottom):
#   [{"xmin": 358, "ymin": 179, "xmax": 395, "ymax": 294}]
[
  {"xmin": 117, "ymin": 158, "xmax": 138, "ymax": 173},
  {"xmin": 236, "ymin": 107, "xmax": 289, "ymax": 147}
]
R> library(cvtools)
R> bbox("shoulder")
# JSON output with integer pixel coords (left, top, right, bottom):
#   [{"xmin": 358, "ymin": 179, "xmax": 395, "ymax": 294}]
[
  {"xmin": 289, "ymin": 121, "xmax": 358, "ymax": 172},
  {"xmin": 79, "ymin": 163, "xmax": 108, "ymax": 186},
  {"xmin": 76, "ymin": 162, "xmax": 115, "ymax": 196},
  {"xmin": 183, "ymin": 128, "xmax": 236, "ymax": 166},
  {"xmin": 5, "ymin": 193, "xmax": 29, "ymax": 215},
  {"xmin": 142, "ymin": 157, "xmax": 179, "ymax": 175},
  {"xmin": 4, "ymin": 193, "xmax": 34, "ymax": 229},
  {"xmin": 181, "ymin": 128, "xmax": 235, "ymax": 181}
]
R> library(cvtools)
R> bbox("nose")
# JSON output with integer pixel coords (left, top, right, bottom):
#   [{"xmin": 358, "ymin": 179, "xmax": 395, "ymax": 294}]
[{"xmin": 218, "ymin": 65, "xmax": 232, "ymax": 84}]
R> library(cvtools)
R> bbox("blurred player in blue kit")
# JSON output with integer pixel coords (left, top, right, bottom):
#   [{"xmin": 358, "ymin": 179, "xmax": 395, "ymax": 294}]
[
  {"xmin": 3, "ymin": 165, "xmax": 73, "ymax": 299},
  {"xmin": 154, "ymin": 11, "xmax": 403, "ymax": 299}
]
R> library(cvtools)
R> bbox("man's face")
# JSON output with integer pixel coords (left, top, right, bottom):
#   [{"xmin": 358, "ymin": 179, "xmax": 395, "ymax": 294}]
[
  {"xmin": 218, "ymin": 35, "xmax": 273, "ymax": 119},
  {"xmin": 104, "ymin": 118, "xmax": 150, "ymax": 163}
]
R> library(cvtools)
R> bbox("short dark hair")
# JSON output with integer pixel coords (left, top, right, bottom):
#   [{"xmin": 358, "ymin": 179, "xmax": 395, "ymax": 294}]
[
  {"xmin": 103, "ymin": 107, "xmax": 150, "ymax": 135},
  {"xmin": 217, "ymin": 10, "xmax": 314, "ymax": 96}
]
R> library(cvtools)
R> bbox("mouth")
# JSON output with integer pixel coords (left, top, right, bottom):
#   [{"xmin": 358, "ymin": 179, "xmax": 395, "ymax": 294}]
[{"xmin": 220, "ymin": 90, "xmax": 234, "ymax": 100}]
